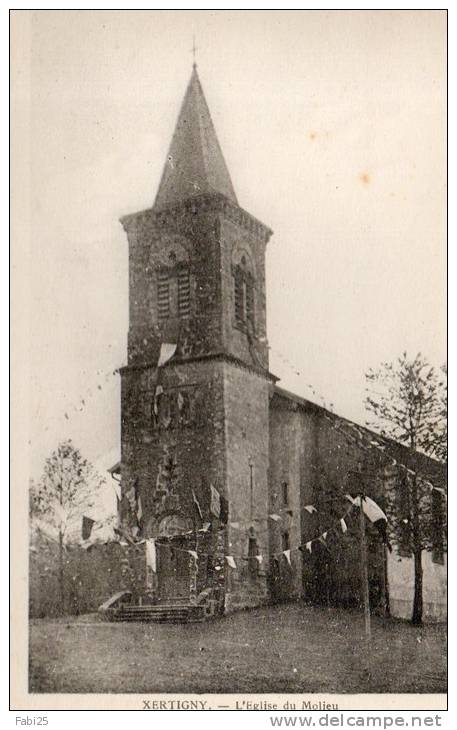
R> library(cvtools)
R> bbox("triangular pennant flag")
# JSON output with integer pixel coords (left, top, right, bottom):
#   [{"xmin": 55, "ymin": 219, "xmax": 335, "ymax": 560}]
[
  {"xmin": 226, "ymin": 556, "xmax": 237, "ymax": 569},
  {"xmin": 220, "ymin": 495, "xmax": 229, "ymax": 525},
  {"xmin": 283, "ymin": 549, "xmax": 291, "ymax": 566},
  {"xmin": 306, "ymin": 541, "xmax": 312, "ymax": 553},
  {"xmin": 82, "ymin": 516, "xmax": 96, "ymax": 540},
  {"xmin": 304, "ymin": 505, "xmax": 317, "ymax": 514},
  {"xmin": 210, "ymin": 484, "xmax": 221, "ymax": 518},
  {"xmin": 157, "ymin": 343, "xmax": 177, "ymax": 368},
  {"xmin": 145, "ymin": 539, "xmax": 157, "ymax": 573},
  {"xmin": 269, "ymin": 514, "xmax": 281, "ymax": 522},
  {"xmin": 111, "ymin": 480, "xmax": 121, "ymax": 502},
  {"xmin": 137, "ymin": 495, "xmax": 143, "ymax": 522},
  {"xmin": 192, "ymin": 489, "xmax": 203, "ymax": 520},
  {"xmin": 199, "ymin": 522, "xmax": 211, "ymax": 533},
  {"xmin": 229, "ymin": 522, "xmax": 240, "ymax": 529},
  {"xmin": 255, "ymin": 555, "xmax": 263, "ymax": 565},
  {"xmin": 322, "ymin": 531, "xmax": 328, "ymax": 541},
  {"xmin": 340, "ymin": 518, "xmax": 347, "ymax": 534},
  {"xmin": 188, "ymin": 550, "xmax": 198, "ymax": 562}
]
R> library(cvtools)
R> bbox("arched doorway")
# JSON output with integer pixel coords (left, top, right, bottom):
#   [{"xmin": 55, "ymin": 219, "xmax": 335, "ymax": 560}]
[{"xmin": 154, "ymin": 514, "xmax": 194, "ymax": 603}]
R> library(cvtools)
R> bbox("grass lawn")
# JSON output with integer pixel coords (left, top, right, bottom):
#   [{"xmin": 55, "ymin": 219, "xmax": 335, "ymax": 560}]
[{"xmin": 29, "ymin": 603, "xmax": 446, "ymax": 694}]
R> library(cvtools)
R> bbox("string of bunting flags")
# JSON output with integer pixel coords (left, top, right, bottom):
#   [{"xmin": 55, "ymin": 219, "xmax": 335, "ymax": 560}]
[
  {"xmin": 40, "ymin": 335, "xmax": 444, "ymax": 503},
  {"xmin": 270, "ymin": 344, "xmax": 445, "ymax": 498},
  {"xmin": 139, "ymin": 499, "xmax": 367, "ymax": 573}
]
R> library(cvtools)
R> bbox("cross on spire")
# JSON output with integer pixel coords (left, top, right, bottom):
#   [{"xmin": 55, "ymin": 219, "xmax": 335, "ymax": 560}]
[{"xmin": 191, "ymin": 36, "xmax": 197, "ymax": 68}]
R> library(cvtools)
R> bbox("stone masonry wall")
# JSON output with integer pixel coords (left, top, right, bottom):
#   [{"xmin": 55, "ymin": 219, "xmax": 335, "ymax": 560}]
[
  {"xmin": 120, "ymin": 359, "xmax": 226, "ymax": 536},
  {"xmin": 223, "ymin": 362, "xmax": 271, "ymax": 612}
]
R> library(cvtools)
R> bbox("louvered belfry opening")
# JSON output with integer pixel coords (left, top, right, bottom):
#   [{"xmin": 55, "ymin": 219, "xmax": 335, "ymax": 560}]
[
  {"xmin": 157, "ymin": 270, "xmax": 170, "ymax": 320},
  {"xmin": 177, "ymin": 266, "xmax": 191, "ymax": 317}
]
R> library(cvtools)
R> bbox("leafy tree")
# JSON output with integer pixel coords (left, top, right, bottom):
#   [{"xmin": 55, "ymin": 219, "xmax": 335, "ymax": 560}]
[
  {"xmin": 30, "ymin": 440, "xmax": 105, "ymax": 612},
  {"xmin": 365, "ymin": 353, "xmax": 447, "ymax": 625}
]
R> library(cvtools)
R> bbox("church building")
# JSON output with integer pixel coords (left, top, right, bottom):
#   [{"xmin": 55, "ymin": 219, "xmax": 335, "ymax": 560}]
[{"xmin": 108, "ymin": 65, "xmax": 446, "ymax": 622}]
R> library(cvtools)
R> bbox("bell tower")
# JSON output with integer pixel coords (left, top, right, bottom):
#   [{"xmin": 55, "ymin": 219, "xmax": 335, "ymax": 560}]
[{"xmin": 119, "ymin": 66, "xmax": 274, "ymax": 611}]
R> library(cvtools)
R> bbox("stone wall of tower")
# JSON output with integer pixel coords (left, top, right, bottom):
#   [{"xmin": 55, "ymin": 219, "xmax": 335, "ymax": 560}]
[
  {"xmin": 120, "ymin": 358, "xmax": 226, "ymax": 534},
  {"xmin": 120, "ymin": 194, "xmax": 273, "ymax": 611},
  {"xmin": 222, "ymin": 362, "xmax": 271, "ymax": 612},
  {"xmin": 122, "ymin": 200, "xmax": 226, "ymax": 368}
]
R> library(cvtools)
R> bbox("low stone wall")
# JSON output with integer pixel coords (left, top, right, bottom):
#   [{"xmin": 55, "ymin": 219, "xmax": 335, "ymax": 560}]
[
  {"xmin": 388, "ymin": 549, "xmax": 447, "ymax": 622},
  {"xmin": 29, "ymin": 540, "xmax": 147, "ymax": 618}
]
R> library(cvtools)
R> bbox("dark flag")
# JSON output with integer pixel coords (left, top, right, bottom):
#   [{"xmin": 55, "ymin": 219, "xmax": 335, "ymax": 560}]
[
  {"xmin": 220, "ymin": 495, "xmax": 229, "ymax": 525},
  {"xmin": 82, "ymin": 516, "xmax": 95, "ymax": 540}
]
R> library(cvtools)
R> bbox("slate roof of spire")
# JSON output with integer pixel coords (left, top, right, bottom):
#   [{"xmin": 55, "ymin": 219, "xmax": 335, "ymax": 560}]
[{"xmin": 154, "ymin": 66, "xmax": 238, "ymax": 210}]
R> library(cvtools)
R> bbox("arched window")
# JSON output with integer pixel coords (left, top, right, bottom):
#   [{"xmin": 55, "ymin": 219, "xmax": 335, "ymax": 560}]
[
  {"xmin": 232, "ymin": 252, "xmax": 256, "ymax": 331},
  {"xmin": 156, "ymin": 265, "xmax": 191, "ymax": 320},
  {"xmin": 234, "ymin": 267, "xmax": 244, "ymax": 325}
]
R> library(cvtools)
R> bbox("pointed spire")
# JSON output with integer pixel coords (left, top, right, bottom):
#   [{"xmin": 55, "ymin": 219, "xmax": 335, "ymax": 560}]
[{"xmin": 154, "ymin": 67, "xmax": 237, "ymax": 210}]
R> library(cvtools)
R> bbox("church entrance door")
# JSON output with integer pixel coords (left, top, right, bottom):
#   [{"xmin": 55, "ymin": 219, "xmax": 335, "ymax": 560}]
[{"xmin": 156, "ymin": 539, "xmax": 190, "ymax": 603}]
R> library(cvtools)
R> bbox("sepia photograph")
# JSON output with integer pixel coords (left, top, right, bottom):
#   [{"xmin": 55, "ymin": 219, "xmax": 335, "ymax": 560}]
[{"xmin": 11, "ymin": 9, "xmax": 447, "ymax": 710}]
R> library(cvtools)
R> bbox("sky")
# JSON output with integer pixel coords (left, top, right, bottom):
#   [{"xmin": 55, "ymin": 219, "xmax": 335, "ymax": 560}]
[{"xmin": 23, "ymin": 10, "xmax": 446, "ymax": 504}]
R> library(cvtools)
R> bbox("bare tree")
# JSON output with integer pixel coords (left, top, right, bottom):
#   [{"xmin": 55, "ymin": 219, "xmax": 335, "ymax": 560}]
[
  {"xmin": 30, "ymin": 440, "xmax": 105, "ymax": 612},
  {"xmin": 365, "ymin": 353, "xmax": 447, "ymax": 625}
]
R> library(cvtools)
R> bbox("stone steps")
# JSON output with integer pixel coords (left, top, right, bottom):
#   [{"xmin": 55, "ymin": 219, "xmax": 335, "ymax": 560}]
[{"xmin": 110, "ymin": 602, "xmax": 206, "ymax": 623}]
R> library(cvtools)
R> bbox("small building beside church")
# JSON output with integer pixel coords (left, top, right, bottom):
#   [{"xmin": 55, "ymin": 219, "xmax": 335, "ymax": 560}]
[{"xmin": 110, "ymin": 65, "xmax": 446, "ymax": 621}]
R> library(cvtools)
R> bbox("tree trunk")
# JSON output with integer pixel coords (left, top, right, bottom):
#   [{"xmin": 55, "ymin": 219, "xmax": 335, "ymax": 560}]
[
  {"xmin": 411, "ymin": 547, "xmax": 423, "ymax": 625},
  {"xmin": 382, "ymin": 545, "xmax": 390, "ymax": 618},
  {"xmin": 58, "ymin": 529, "xmax": 65, "ymax": 615}
]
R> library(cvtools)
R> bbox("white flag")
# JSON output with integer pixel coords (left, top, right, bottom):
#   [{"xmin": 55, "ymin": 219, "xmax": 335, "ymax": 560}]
[
  {"xmin": 145, "ymin": 539, "xmax": 157, "ymax": 573},
  {"xmin": 226, "ymin": 556, "xmax": 237, "ymax": 569},
  {"xmin": 350, "ymin": 495, "xmax": 387, "ymax": 523},
  {"xmin": 199, "ymin": 522, "xmax": 211, "ymax": 533},
  {"xmin": 192, "ymin": 489, "xmax": 203, "ymax": 520},
  {"xmin": 137, "ymin": 495, "xmax": 143, "ymax": 521},
  {"xmin": 269, "ymin": 514, "xmax": 281, "ymax": 522},
  {"xmin": 283, "ymin": 549, "xmax": 291, "ymax": 566},
  {"xmin": 305, "ymin": 541, "xmax": 312, "ymax": 553},
  {"xmin": 229, "ymin": 522, "xmax": 240, "ymax": 529},
  {"xmin": 157, "ymin": 343, "xmax": 177, "ymax": 368},
  {"xmin": 304, "ymin": 505, "xmax": 317, "ymax": 514},
  {"xmin": 210, "ymin": 484, "xmax": 221, "ymax": 518},
  {"xmin": 255, "ymin": 555, "xmax": 263, "ymax": 565},
  {"xmin": 111, "ymin": 480, "xmax": 121, "ymax": 502},
  {"xmin": 322, "ymin": 531, "xmax": 328, "ymax": 541},
  {"xmin": 340, "ymin": 518, "xmax": 347, "ymax": 534}
]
